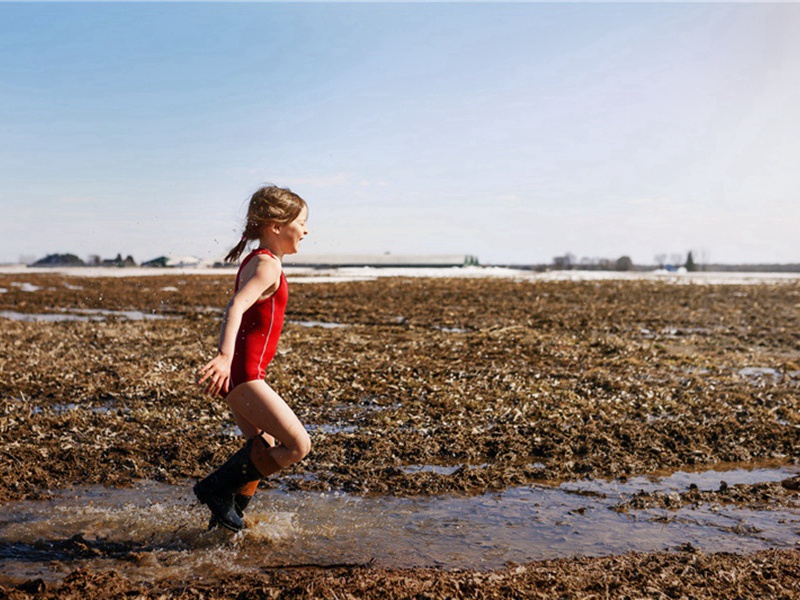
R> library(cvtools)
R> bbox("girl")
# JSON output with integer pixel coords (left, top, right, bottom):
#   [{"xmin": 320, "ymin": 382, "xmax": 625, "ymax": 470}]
[{"xmin": 195, "ymin": 185, "xmax": 311, "ymax": 532}]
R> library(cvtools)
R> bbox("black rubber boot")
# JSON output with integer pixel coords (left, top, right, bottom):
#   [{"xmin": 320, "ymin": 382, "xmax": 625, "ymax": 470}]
[
  {"xmin": 194, "ymin": 439, "xmax": 262, "ymax": 532},
  {"xmin": 207, "ymin": 491, "xmax": 256, "ymax": 530},
  {"xmin": 235, "ymin": 493, "xmax": 254, "ymax": 514}
]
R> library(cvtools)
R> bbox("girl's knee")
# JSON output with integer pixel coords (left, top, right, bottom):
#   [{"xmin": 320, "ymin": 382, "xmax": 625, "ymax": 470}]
[
  {"xmin": 294, "ymin": 430, "xmax": 311, "ymax": 461},
  {"xmin": 280, "ymin": 428, "xmax": 310, "ymax": 464}
]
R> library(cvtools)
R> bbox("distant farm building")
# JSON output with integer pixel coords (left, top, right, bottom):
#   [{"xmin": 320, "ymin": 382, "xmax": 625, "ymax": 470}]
[
  {"xmin": 94, "ymin": 254, "xmax": 136, "ymax": 267},
  {"xmin": 282, "ymin": 254, "xmax": 479, "ymax": 269},
  {"xmin": 142, "ymin": 256, "xmax": 170, "ymax": 268},
  {"xmin": 142, "ymin": 256, "xmax": 204, "ymax": 268}
]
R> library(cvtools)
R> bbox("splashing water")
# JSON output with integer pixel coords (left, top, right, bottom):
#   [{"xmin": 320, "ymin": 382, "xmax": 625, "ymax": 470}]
[{"xmin": 1, "ymin": 466, "xmax": 799, "ymax": 585}]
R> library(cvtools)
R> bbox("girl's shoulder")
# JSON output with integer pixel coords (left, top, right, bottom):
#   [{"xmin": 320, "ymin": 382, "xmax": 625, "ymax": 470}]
[
  {"xmin": 246, "ymin": 251, "xmax": 282, "ymax": 284},
  {"xmin": 237, "ymin": 250, "xmax": 282, "ymax": 289},
  {"xmin": 249, "ymin": 250, "xmax": 281, "ymax": 271}
]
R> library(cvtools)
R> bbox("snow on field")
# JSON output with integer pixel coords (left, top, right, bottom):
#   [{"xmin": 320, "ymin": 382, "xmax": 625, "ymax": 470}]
[{"xmin": 2, "ymin": 263, "xmax": 799, "ymax": 285}]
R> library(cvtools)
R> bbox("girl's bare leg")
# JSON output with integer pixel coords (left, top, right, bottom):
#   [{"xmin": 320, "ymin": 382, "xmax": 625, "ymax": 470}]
[
  {"xmin": 231, "ymin": 408, "xmax": 275, "ymax": 447},
  {"xmin": 196, "ymin": 382, "xmax": 308, "ymax": 531},
  {"xmin": 225, "ymin": 380, "xmax": 311, "ymax": 469}
]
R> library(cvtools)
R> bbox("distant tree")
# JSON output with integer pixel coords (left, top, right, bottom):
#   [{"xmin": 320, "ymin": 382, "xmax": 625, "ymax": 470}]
[
  {"xmin": 699, "ymin": 249, "xmax": 710, "ymax": 271},
  {"xmin": 463, "ymin": 255, "xmax": 479, "ymax": 266},
  {"xmin": 654, "ymin": 254, "xmax": 667, "ymax": 268},
  {"xmin": 685, "ymin": 251, "xmax": 697, "ymax": 272},
  {"xmin": 598, "ymin": 258, "xmax": 614, "ymax": 270},
  {"xmin": 615, "ymin": 256, "xmax": 634, "ymax": 271},
  {"xmin": 32, "ymin": 253, "xmax": 84, "ymax": 267},
  {"xmin": 553, "ymin": 253, "xmax": 576, "ymax": 270}
]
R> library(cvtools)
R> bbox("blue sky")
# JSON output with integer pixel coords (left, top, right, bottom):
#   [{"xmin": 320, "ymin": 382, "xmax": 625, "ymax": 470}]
[{"xmin": 2, "ymin": 2, "xmax": 799, "ymax": 266}]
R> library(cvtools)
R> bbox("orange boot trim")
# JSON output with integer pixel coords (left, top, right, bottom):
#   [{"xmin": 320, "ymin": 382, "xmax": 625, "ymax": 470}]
[{"xmin": 237, "ymin": 479, "xmax": 260, "ymax": 497}]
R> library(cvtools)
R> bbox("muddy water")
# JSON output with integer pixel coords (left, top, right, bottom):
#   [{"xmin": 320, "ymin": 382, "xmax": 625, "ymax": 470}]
[{"xmin": 1, "ymin": 466, "xmax": 798, "ymax": 585}]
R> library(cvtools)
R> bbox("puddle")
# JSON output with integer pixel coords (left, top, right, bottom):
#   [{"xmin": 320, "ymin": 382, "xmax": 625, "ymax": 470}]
[
  {"xmin": 0, "ymin": 466, "xmax": 798, "ymax": 584},
  {"xmin": 288, "ymin": 320, "xmax": 349, "ymax": 329},
  {"xmin": 306, "ymin": 423, "xmax": 359, "ymax": 435},
  {"xmin": 433, "ymin": 325, "xmax": 469, "ymax": 333},
  {"xmin": 69, "ymin": 309, "xmax": 170, "ymax": 321},
  {"xmin": 400, "ymin": 464, "xmax": 463, "ymax": 476},
  {"xmin": 561, "ymin": 463, "xmax": 797, "ymax": 497},
  {"xmin": 10, "ymin": 282, "xmax": 42, "ymax": 292},
  {"xmin": 11, "ymin": 397, "xmax": 125, "ymax": 417},
  {"xmin": 0, "ymin": 310, "xmax": 104, "ymax": 323},
  {"xmin": 737, "ymin": 367, "xmax": 785, "ymax": 385},
  {"xmin": 45, "ymin": 403, "xmax": 119, "ymax": 416},
  {"xmin": 640, "ymin": 327, "xmax": 708, "ymax": 340},
  {"xmin": 0, "ymin": 309, "xmax": 170, "ymax": 323}
]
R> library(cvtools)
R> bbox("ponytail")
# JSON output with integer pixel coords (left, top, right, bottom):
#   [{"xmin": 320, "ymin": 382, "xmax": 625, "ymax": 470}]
[{"xmin": 224, "ymin": 235, "xmax": 248, "ymax": 264}]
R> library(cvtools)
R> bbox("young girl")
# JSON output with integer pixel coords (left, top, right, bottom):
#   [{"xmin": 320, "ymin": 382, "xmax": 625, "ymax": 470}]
[{"xmin": 195, "ymin": 185, "xmax": 311, "ymax": 532}]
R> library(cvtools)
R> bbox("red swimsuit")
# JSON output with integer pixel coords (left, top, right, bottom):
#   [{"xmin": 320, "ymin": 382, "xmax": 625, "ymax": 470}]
[{"xmin": 228, "ymin": 249, "xmax": 288, "ymax": 391}]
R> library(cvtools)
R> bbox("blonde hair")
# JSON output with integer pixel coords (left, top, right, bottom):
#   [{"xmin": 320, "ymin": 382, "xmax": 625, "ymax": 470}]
[{"xmin": 224, "ymin": 185, "xmax": 308, "ymax": 263}]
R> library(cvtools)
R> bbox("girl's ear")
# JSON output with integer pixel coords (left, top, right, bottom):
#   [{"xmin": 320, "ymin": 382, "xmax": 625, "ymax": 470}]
[{"xmin": 269, "ymin": 221, "xmax": 282, "ymax": 235}]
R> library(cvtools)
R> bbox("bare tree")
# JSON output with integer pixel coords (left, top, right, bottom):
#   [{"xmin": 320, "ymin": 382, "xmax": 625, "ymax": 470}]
[{"xmin": 615, "ymin": 256, "xmax": 634, "ymax": 271}]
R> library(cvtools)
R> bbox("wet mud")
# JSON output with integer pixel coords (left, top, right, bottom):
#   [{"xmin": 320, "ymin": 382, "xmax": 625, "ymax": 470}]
[
  {"xmin": 1, "ymin": 273, "xmax": 800, "ymax": 597},
  {"xmin": 2, "ymin": 548, "xmax": 800, "ymax": 600}
]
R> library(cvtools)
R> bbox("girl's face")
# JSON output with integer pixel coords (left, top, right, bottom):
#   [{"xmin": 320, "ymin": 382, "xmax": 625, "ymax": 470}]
[{"xmin": 275, "ymin": 206, "xmax": 309, "ymax": 255}]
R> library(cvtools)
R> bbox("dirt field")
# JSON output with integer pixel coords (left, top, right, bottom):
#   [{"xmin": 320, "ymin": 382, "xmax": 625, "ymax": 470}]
[
  {"xmin": 1, "ymin": 272, "xmax": 799, "ymax": 598},
  {"xmin": 2, "ymin": 548, "xmax": 800, "ymax": 599}
]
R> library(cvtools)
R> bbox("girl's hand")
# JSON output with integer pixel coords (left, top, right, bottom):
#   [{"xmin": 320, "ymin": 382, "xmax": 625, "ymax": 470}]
[{"xmin": 198, "ymin": 354, "xmax": 232, "ymax": 397}]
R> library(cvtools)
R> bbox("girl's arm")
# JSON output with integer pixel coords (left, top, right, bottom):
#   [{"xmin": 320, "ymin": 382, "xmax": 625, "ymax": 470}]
[{"xmin": 198, "ymin": 256, "xmax": 282, "ymax": 396}]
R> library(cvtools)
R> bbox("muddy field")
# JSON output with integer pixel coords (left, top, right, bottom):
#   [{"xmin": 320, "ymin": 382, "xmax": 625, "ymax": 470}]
[{"xmin": 1, "ymin": 272, "xmax": 799, "ymax": 598}]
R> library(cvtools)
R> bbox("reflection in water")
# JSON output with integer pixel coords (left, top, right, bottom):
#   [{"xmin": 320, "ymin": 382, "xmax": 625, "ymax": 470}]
[{"xmin": 0, "ymin": 467, "xmax": 798, "ymax": 585}]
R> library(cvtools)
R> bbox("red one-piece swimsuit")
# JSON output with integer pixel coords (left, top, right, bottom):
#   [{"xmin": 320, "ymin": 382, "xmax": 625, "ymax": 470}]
[{"xmin": 228, "ymin": 249, "xmax": 288, "ymax": 392}]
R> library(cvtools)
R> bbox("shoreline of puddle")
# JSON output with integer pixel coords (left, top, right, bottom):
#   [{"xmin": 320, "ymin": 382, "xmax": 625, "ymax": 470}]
[{"xmin": 1, "ymin": 464, "xmax": 798, "ymax": 585}]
